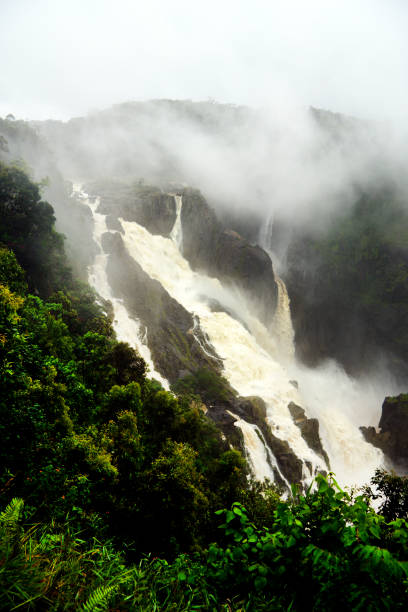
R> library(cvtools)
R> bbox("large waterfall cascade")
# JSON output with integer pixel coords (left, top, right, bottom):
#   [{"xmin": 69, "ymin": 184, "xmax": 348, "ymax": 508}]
[
  {"xmin": 121, "ymin": 196, "xmax": 390, "ymax": 487},
  {"xmin": 74, "ymin": 186, "xmax": 395, "ymax": 489}
]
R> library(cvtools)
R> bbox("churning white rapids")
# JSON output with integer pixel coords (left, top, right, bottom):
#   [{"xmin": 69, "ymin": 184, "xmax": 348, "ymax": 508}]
[{"xmin": 73, "ymin": 185, "xmax": 400, "ymax": 490}]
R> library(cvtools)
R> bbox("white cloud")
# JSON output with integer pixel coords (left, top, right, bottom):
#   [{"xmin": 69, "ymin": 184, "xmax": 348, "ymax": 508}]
[{"xmin": 0, "ymin": 0, "xmax": 407, "ymax": 121}]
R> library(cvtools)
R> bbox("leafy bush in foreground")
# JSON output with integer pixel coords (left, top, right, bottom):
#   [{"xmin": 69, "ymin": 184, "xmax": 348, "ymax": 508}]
[{"xmin": 2, "ymin": 474, "xmax": 408, "ymax": 610}]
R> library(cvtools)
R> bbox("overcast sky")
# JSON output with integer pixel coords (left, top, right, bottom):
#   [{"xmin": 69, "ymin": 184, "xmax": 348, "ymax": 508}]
[{"xmin": 1, "ymin": 0, "xmax": 407, "ymax": 122}]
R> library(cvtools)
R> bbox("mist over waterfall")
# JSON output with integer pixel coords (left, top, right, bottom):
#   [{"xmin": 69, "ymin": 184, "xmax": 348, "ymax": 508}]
[{"xmin": 68, "ymin": 182, "xmax": 399, "ymax": 490}]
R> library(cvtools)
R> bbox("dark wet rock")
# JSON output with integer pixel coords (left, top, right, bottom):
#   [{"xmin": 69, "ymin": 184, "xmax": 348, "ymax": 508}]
[
  {"xmin": 217, "ymin": 205, "xmax": 263, "ymax": 245},
  {"xmin": 236, "ymin": 396, "xmax": 304, "ymax": 485},
  {"xmin": 305, "ymin": 460, "xmax": 313, "ymax": 475},
  {"xmin": 242, "ymin": 396, "xmax": 267, "ymax": 423},
  {"xmin": 135, "ymin": 192, "xmax": 176, "ymax": 236},
  {"xmin": 207, "ymin": 406, "xmax": 247, "ymax": 453},
  {"xmin": 288, "ymin": 402, "xmax": 330, "ymax": 469},
  {"xmin": 181, "ymin": 188, "xmax": 278, "ymax": 328},
  {"xmin": 101, "ymin": 231, "xmax": 123, "ymax": 255},
  {"xmin": 86, "ymin": 180, "xmax": 177, "ymax": 236},
  {"xmin": 101, "ymin": 231, "xmax": 221, "ymax": 382},
  {"xmin": 106, "ymin": 215, "xmax": 124, "ymax": 233},
  {"xmin": 360, "ymin": 426, "xmax": 392, "ymax": 465},
  {"xmin": 264, "ymin": 431, "xmax": 303, "ymax": 484},
  {"xmin": 289, "ymin": 380, "xmax": 299, "ymax": 389},
  {"xmin": 361, "ymin": 394, "xmax": 408, "ymax": 469},
  {"xmin": 203, "ymin": 296, "xmax": 250, "ymax": 331},
  {"xmin": 68, "ymin": 200, "xmax": 98, "ymax": 276}
]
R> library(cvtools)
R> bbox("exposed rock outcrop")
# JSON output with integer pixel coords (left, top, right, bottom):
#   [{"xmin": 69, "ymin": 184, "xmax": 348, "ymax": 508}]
[
  {"xmin": 105, "ymin": 214, "xmax": 124, "ymax": 233},
  {"xmin": 361, "ymin": 394, "xmax": 408, "ymax": 469},
  {"xmin": 89, "ymin": 181, "xmax": 279, "ymax": 330},
  {"xmin": 288, "ymin": 402, "xmax": 330, "ymax": 469},
  {"xmin": 86, "ymin": 181, "xmax": 177, "ymax": 236},
  {"xmin": 209, "ymin": 394, "xmax": 305, "ymax": 487},
  {"xmin": 181, "ymin": 188, "xmax": 279, "ymax": 328}
]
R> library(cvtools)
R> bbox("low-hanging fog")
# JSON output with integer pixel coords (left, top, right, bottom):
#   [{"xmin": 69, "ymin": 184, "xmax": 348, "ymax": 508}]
[
  {"xmin": 2, "ymin": 0, "xmax": 408, "ymax": 232},
  {"xmin": 33, "ymin": 98, "xmax": 408, "ymax": 240}
]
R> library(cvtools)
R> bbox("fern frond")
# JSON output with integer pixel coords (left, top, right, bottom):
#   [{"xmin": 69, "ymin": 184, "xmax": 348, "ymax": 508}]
[
  {"xmin": 81, "ymin": 584, "xmax": 116, "ymax": 612},
  {"xmin": 0, "ymin": 498, "xmax": 24, "ymax": 528}
]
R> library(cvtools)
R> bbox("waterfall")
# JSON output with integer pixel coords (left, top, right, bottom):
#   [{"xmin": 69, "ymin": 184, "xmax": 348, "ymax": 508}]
[
  {"xmin": 258, "ymin": 213, "xmax": 274, "ymax": 252},
  {"xmin": 170, "ymin": 194, "xmax": 183, "ymax": 249},
  {"xmin": 119, "ymin": 214, "xmax": 389, "ymax": 489},
  {"xmin": 70, "ymin": 186, "xmax": 391, "ymax": 489},
  {"xmin": 71, "ymin": 184, "xmax": 169, "ymax": 389},
  {"xmin": 120, "ymin": 216, "xmax": 331, "ymax": 486},
  {"xmin": 272, "ymin": 277, "xmax": 295, "ymax": 363},
  {"xmin": 257, "ymin": 215, "xmax": 389, "ymax": 486},
  {"xmin": 230, "ymin": 412, "xmax": 291, "ymax": 488}
]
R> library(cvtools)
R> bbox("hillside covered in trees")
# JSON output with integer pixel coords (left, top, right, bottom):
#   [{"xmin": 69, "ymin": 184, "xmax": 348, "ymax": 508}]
[{"xmin": 2, "ymin": 156, "xmax": 408, "ymax": 609}]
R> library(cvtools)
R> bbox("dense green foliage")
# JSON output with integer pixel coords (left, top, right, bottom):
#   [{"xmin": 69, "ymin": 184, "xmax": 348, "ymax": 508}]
[
  {"xmin": 0, "ymin": 163, "xmax": 71, "ymax": 296},
  {"xmin": 0, "ymin": 252, "xmax": 248, "ymax": 556},
  {"xmin": 171, "ymin": 368, "xmax": 235, "ymax": 405},
  {"xmin": 3, "ymin": 474, "xmax": 408, "ymax": 610}
]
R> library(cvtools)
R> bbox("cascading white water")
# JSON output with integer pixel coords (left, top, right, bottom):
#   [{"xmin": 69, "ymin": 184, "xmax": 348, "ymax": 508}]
[
  {"xmin": 71, "ymin": 184, "xmax": 169, "ymax": 389},
  {"xmin": 258, "ymin": 212, "xmax": 274, "ymax": 252},
  {"xmin": 119, "ymin": 201, "xmax": 396, "ymax": 488},
  {"xmin": 170, "ymin": 195, "xmax": 183, "ymax": 249},
  {"xmin": 271, "ymin": 277, "xmax": 295, "ymax": 363},
  {"xmin": 229, "ymin": 410, "xmax": 291, "ymax": 488},
  {"xmin": 256, "ymin": 219, "xmax": 392, "ymax": 486},
  {"xmin": 120, "ymin": 210, "xmax": 333, "ymax": 484}
]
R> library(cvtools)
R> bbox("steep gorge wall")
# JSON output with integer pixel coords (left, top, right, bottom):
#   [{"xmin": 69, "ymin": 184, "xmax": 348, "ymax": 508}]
[
  {"xmin": 180, "ymin": 189, "xmax": 279, "ymax": 328},
  {"xmin": 281, "ymin": 189, "xmax": 408, "ymax": 382}
]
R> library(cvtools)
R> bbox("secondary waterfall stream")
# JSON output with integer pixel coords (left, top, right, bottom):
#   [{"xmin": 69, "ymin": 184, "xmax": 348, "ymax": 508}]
[
  {"xmin": 74, "ymin": 185, "xmax": 395, "ymax": 489},
  {"xmin": 72, "ymin": 185, "xmax": 169, "ymax": 389}
]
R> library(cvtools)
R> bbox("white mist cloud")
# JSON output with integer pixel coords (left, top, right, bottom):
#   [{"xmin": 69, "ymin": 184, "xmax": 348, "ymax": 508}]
[{"xmin": 0, "ymin": 0, "xmax": 407, "ymax": 122}]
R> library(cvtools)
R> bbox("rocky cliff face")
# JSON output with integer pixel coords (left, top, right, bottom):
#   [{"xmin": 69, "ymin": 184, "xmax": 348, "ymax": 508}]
[
  {"xmin": 361, "ymin": 394, "xmax": 408, "ymax": 470},
  {"xmin": 204, "ymin": 393, "xmax": 326, "ymax": 488},
  {"xmin": 85, "ymin": 181, "xmax": 329, "ymax": 488},
  {"xmin": 284, "ymin": 232, "xmax": 369, "ymax": 373},
  {"xmin": 88, "ymin": 181, "xmax": 279, "ymax": 331},
  {"xmin": 282, "ymin": 188, "xmax": 408, "ymax": 381},
  {"xmin": 180, "ymin": 188, "xmax": 279, "ymax": 328},
  {"xmin": 86, "ymin": 181, "xmax": 177, "ymax": 236},
  {"xmin": 288, "ymin": 402, "xmax": 330, "ymax": 470}
]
